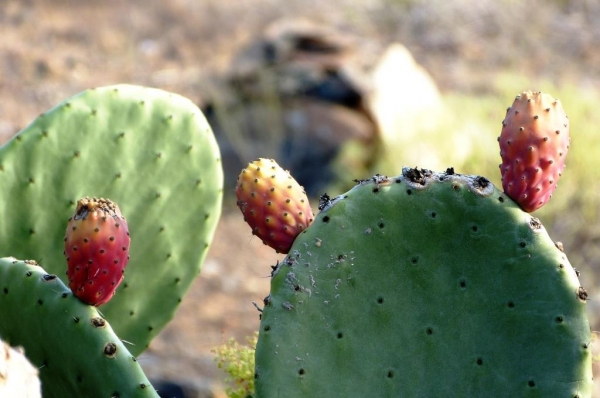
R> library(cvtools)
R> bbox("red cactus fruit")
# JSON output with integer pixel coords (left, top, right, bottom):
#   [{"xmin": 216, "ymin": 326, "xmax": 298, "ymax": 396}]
[
  {"xmin": 64, "ymin": 197, "xmax": 130, "ymax": 306},
  {"xmin": 498, "ymin": 91, "xmax": 570, "ymax": 212},
  {"xmin": 236, "ymin": 158, "xmax": 314, "ymax": 254}
]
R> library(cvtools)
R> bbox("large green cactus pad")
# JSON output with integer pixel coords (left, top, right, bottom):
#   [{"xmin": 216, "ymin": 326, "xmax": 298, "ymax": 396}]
[
  {"xmin": 0, "ymin": 258, "xmax": 158, "ymax": 398},
  {"xmin": 0, "ymin": 85, "xmax": 223, "ymax": 356},
  {"xmin": 256, "ymin": 169, "xmax": 592, "ymax": 397}
]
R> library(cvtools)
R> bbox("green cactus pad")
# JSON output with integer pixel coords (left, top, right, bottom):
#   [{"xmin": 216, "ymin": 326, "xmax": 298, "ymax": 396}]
[
  {"xmin": 0, "ymin": 85, "xmax": 223, "ymax": 356},
  {"xmin": 256, "ymin": 169, "xmax": 592, "ymax": 397},
  {"xmin": 0, "ymin": 258, "xmax": 158, "ymax": 398}
]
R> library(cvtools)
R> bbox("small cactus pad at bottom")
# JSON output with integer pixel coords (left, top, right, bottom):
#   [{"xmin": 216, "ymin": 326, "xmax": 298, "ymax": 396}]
[
  {"xmin": 0, "ymin": 258, "xmax": 158, "ymax": 398},
  {"xmin": 256, "ymin": 168, "xmax": 592, "ymax": 397}
]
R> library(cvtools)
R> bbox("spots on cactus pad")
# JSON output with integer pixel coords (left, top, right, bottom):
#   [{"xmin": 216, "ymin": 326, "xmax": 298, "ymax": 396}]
[
  {"xmin": 403, "ymin": 167, "xmax": 429, "ymax": 185},
  {"xmin": 577, "ymin": 287, "xmax": 588, "ymax": 302},
  {"xmin": 529, "ymin": 217, "xmax": 542, "ymax": 231},
  {"xmin": 104, "ymin": 343, "xmax": 117, "ymax": 358},
  {"xmin": 91, "ymin": 317, "xmax": 106, "ymax": 328}
]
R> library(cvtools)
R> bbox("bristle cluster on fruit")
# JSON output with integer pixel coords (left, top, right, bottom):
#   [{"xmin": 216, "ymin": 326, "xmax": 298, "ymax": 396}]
[
  {"xmin": 236, "ymin": 158, "xmax": 314, "ymax": 254},
  {"xmin": 64, "ymin": 197, "xmax": 130, "ymax": 306},
  {"xmin": 498, "ymin": 90, "xmax": 570, "ymax": 212}
]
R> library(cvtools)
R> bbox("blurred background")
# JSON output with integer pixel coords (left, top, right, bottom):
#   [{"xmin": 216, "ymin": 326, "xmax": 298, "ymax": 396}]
[{"xmin": 1, "ymin": 0, "xmax": 600, "ymax": 396}]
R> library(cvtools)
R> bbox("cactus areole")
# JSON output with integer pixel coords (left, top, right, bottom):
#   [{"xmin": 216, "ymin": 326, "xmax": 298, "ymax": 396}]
[{"xmin": 255, "ymin": 168, "xmax": 592, "ymax": 397}]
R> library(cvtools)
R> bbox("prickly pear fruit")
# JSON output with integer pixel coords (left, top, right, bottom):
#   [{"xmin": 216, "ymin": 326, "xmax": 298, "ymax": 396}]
[
  {"xmin": 499, "ymin": 91, "xmax": 570, "ymax": 212},
  {"xmin": 236, "ymin": 158, "xmax": 314, "ymax": 254},
  {"xmin": 64, "ymin": 197, "xmax": 130, "ymax": 306}
]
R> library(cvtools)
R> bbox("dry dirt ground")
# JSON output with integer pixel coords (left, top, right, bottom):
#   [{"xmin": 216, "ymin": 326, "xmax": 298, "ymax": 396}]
[{"xmin": 2, "ymin": 0, "xmax": 600, "ymax": 396}]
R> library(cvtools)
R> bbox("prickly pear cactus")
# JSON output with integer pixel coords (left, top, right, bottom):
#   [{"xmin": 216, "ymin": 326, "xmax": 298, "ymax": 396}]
[
  {"xmin": 0, "ymin": 258, "xmax": 158, "ymax": 398},
  {"xmin": 0, "ymin": 85, "xmax": 223, "ymax": 356},
  {"xmin": 255, "ymin": 168, "xmax": 592, "ymax": 397}
]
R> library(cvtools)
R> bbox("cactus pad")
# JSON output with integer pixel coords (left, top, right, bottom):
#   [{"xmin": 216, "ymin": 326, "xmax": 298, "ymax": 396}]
[
  {"xmin": 256, "ymin": 168, "xmax": 592, "ymax": 397},
  {"xmin": 0, "ymin": 85, "xmax": 223, "ymax": 356},
  {"xmin": 0, "ymin": 258, "xmax": 158, "ymax": 398}
]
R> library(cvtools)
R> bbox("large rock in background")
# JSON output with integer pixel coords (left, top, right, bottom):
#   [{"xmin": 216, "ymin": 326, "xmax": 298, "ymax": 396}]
[
  {"xmin": 369, "ymin": 43, "xmax": 448, "ymax": 171},
  {"xmin": 202, "ymin": 18, "xmax": 380, "ymax": 196},
  {"xmin": 202, "ymin": 19, "xmax": 447, "ymax": 195}
]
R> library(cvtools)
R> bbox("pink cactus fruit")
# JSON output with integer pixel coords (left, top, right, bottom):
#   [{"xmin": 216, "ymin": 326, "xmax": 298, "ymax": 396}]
[
  {"xmin": 64, "ymin": 197, "xmax": 130, "ymax": 306},
  {"xmin": 236, "ymin": 158, "xmax": 314, "ymax": 254},
  {"xmin": 498, "ymin": 91, "xmax": 570, "ymax": 212}
]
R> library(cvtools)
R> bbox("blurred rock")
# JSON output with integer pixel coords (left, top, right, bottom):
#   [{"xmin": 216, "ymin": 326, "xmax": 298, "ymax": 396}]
[
  {"xmin": 368, "ymin": 42, "xmax": 446, "ymax": 170},
  {"xmin": 202, "ymin": 18, "xmax": 379, "ymax": 196}
]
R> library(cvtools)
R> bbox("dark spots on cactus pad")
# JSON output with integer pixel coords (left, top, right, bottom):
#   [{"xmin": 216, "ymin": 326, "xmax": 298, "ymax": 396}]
[
  {"xmin": 2, "ymin": 287, "xmax": 7, "ymax": 294},
  {"xmin": 476, "ymin": 357, "xmax": 483, "ymax": 366},
  {"xmin": 298, "ymin": 368, "xmax": 306, "ymax": 376},
  {"xmin": 555, "ymin": 316, "xmax": 564, "ymax": 323},
  {"xmin": 507, "ymin": 301, "xmax": 515, "ymax": 308},
  {"xmin": 377, "ymin": 296, "xmax": 384, "ymax": 304},
  {"xmin": 103, "ymin": 342, "xmax": 118, "ymax": 358},
  {"xmin": 471, "ymin": 225, "xmax": 478, "ymax": 232},
  {"xmin": 528, "ymin": 380, "xmax": 536, "ymax": 388},
  {"xmin": 425, "ymin": 327, "xmax": 433, "ymax": 335},
  {"xmin": 459, "ymin": 280, "xmax": 467, "ymax": 289},
  {"xmin": 337, "ymin": 332, "xmax": 343, "ymax": 339},
  {"xmin": 263, "ymin": 325, "xmax": 271, "ymax": 332},
  {"xmin": 42, "ymin": 274, "xmax": 57, "ymax": 282},
  {"xmin": 529, "ymin": 217, "xmax": 542, "ymax": 231},
  {"xmin": 406, "ymin": 189, "xmax": 412, "ymax": 195},
  {"xmin": 378, "ymin": 222, "xmax": 385, "ymax": 229},
  {"xmin": 498, "ymin": 196, "xmax": 505, "ymax": 203},
  {"xmin": 411, "ymin": 256, "xmax": 419, "ymax": 265},
  {"xmin": 577, "ymin": 287, "xmax": 588, "ymax": 302},
  {"xmin": 473, "ymin": 176, "xmax": 489, "ymax": 189},
  {"xmin": 37, "ymin": 299, "xmax": 43, "ymax": 306},
  {"xmin": 322, "ymin": 215, "xmax": 330, "ymax": 223},
  {"xmin": 25, "ymin": 271, "xmax": 32, "ymax": 277},
  {"xmin": 387, "ymin": 370, "xmax": 394, "ymax": 378},
  {"xmin": 91, "ymin": 317, "xmax": 106, "ymax": 328},
  {"xmin": 403, "ymin": 167, "xmax": 429, "ymax": 185}
]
